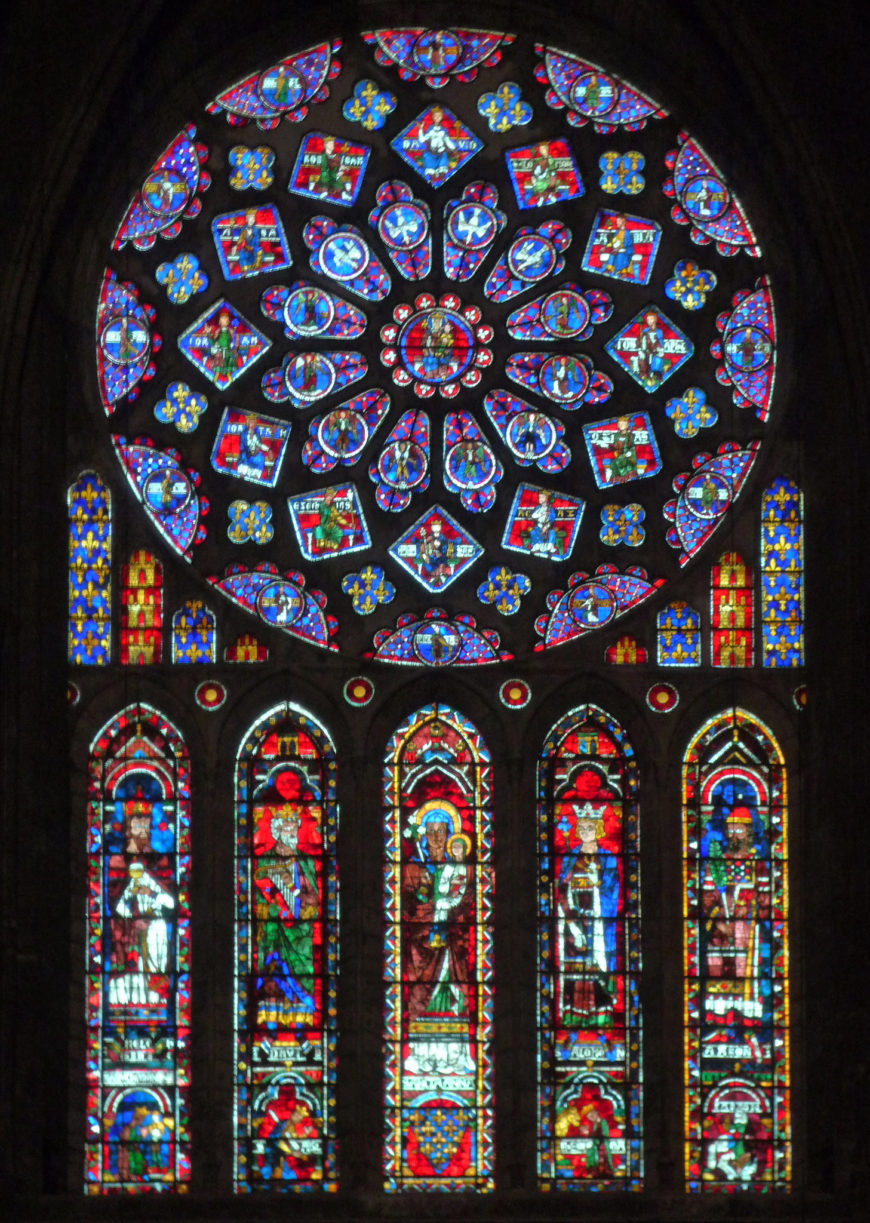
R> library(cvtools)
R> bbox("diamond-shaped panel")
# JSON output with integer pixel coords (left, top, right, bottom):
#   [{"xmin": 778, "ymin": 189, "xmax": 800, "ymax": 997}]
[
  {"xmin": 604, "ymin": 305, "xmax": 693, "ymax": 392},
  {"xmin": 390, "ymin": 105, "xmax": 482, "ymax": 188},
  {"xmin": 388, "ymin": 504, "xmax": 483, "ymax": 592},
  {"xmin": 178, "ymin": 299, "xmax": 270, "ymax": 389}
]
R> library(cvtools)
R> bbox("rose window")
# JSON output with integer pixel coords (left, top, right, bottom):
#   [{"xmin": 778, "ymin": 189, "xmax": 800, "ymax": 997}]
[{"xmin": 97, "ymin": 32, "xmax": 776, "ymax": 665}]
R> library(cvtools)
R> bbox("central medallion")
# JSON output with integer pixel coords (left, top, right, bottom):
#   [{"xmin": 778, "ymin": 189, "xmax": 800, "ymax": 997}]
[{"xmin": 379, "ymin": 292, "xmax": 493, "ymax": 398}]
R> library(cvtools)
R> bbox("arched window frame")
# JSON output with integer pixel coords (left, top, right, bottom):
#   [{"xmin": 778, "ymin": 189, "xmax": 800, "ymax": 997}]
[{"xmin": 8, "ymin": 0, "xmax": 866, "ymax": 1213}]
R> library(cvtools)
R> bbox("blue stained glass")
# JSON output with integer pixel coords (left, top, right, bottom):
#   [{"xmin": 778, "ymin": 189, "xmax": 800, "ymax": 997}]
[
  {"xmin": 304, "ymin": 217, "xmax": 390, "ymax": 300},
  {"xmin": 534, "ymin": 45, "xmax": 665, "ymax": 133},
  {"xmin": 364, "ymin": 27, "xmax": 514, "ymax": 88},
  {"xmin": 683, "ymin": 711, "xmax": 790, "ymax": 1190},
  {"xmin": 442, "ymin": 411, "xmax": 503, "ymax": 512},
  {"xmin": 370, "ymin": 612, "xmax": 508, "ymax": 667},
  {"xmin": 85, "ymin": 706, "xmax": 192, "ymax": 1193},
  {"xmin": 476, "ymin": 566, "xmax": 532, "ymax": 615},
  {"xmin": 92, "ymin": 26, "xmax": 782, "ymax": 667},
  {"xmin": 484, "ymin": 391, "xmax": 570, "ymax": 475},
  {"xmin": 388, "ymin": 506, "xmax": 483, "ymax": 593},
  {"xmin": 505, "ymin": 138, "xmax": 582, "ymax": 208},
  {"xmin": 369, "ymin": 410, "xmax": 430, "ymax": 511},
  {"xmin": 228, "ymin": 144, "xmax": 275, "ymax": 190},
  {"xmin": 68, "ymin": 472, "xmax": 112, "ymax": 665},
  {"xmin": 505, "ymin": 351, "xmax": 612, "ymax": 409},
  {"xmin": 261, "ymin": 350, "xmax": 367, "ymax": 409},
  {"xmin": 302, "ymin": 390, "xmax": 390, "ymax": 473},
  {"xmin": 207, "ymin": 41, "xmax": 342, "ymax": 129},
  {"xmin": 761, "ymin": 478, "xmax": 804, "ymax": 667},
  {"xmin": 663, "ymin": 133, "xmax": 760, "ymax": 257},
  {"xmin": 114, "ymin": 438, "xmax": 207, "ymax": 560},
  {"xmin": 390, "ymin": 105, "xmax": 482, "ymax": 188},
  {"xmin": 443, "ymin": 183, "xmax": 506, "ymax": 281},
  {"xmin": 657, "ymin": 602, "xmax": 701, "ymax": 666},
  {"xmin": 478, "ymin": 82, "xmax": 533, "ymax": 133},
  {"xmin": 261, "ymin": 281, "xmax": 366, "ymax": 340},
  {"xmin": 171, "ymin": 600, "xmax": 216, "ymax": 662},
  {"xmin": 484, "ymin": 221, "xmax": 570, "ymax": 302},
  {"xmin": 113, "ymin": 125, "xmax": 210, "ymax": 251},
  {"xmin": 370, "ymin": 181, "xmax": 432, "ymax": 280},
  {"xmin": 178, "ymin": 300, "xmax": 270, "ymax": 389},
  {"xmin": 599, "ymin": 504, "xmax": 645, "ymax": 547},
  {"xmin": 506, "ymin": 284, "xmax": 612, "ymax": 343},
  {"xmin": 208, "ymin": 567, "xmax": 336, "ymax": 651},
  {"xmin": 288, "ymin": 132, "xmax": 370, "ymax": 206},
  {"xmin": 211, "ymin": 205, "xmax": 292, "ymax": 280},
  {"xmin": 710, "ymin": 278, "xmax": 776, "ymax": 421},
  {"xmin": 342, "ymin": 79, "xmax": 396, "ymax": 131}
]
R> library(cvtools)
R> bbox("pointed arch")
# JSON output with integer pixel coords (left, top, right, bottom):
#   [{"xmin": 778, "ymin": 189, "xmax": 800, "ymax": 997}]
[
  {"xmin": 383, "ymin": 704, "xmax": 494, "ymax": 1191},
  {"xmin": 85, "ymin": 704, "xmax": 191, "ymax": 1191},
  {"xmin": 683, "ymin": 709, "xmax": 790, "ymax": 1189},
  {"xmin": 537, "ymin": 704, "xmax": 642, "ymax": 1187},
  {"xmin": 233, "ymin": 703, "xmax": 338, "ymax": 1190}
]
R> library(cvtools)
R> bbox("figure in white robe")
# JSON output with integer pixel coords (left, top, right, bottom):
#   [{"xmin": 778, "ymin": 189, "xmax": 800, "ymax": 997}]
[{"xmin": 109, "ymin": 862, "xmax": 174, "ymax": 1006}]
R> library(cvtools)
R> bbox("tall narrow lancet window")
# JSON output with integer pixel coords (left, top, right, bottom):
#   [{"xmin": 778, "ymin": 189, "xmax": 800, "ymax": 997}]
[
  {"xmin": 120, "ymin": 550, "xmax": 163, "ymax": 664},
  {"xmin": 761, "ymin": 478, "xmax": 804, "ymax": 667},
  {"xmin": 683, "ymin": 709, "xmax": 790, "ymax": 1190},
  {"xmin": 711, "ymin": 554, "xmax": 754, "ymax": 667},
  {"xmin": 234, "ymin": 704, "xmax": 338, "ymax": 1190},
  {"xmin": 537, "ymin": 705, "xmax": 642, "ymax": 1188},
  {"xmin": 383, "ymin": 705, "xmax": 493, "ymax": 1191},
  {"xmin": 85, "ymin": 704, "xmax": 191, "ymax": 1192},
  {"xmin": 68, "ymin": 471, "xmax": 111, "ymax": 665}
]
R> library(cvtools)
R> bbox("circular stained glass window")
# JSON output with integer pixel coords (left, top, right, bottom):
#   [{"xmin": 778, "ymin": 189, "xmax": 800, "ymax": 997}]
[{"xmin": 98, "ymin": 29, "xmax": 775, "ymax": 665}]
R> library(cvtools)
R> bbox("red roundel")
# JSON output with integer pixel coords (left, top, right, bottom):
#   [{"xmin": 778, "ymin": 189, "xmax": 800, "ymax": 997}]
[
  {"xmin": 499, "ymin": 678, "xmax": 531, "ymax": 709},
  {"xmin": 646, "ymin": 682, "xmax": 678, "ymax": 713},
  {"xmin": 195, "ymin": 680, "xmax": 227, "ymax": 710},
  {"xmin": 344, "ymin": 676, "xmax": 374, "ymax": 706}
]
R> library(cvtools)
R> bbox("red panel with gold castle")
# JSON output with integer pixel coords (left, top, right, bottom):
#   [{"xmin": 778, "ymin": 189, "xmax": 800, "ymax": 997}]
[{"xmin": 711, "ymin": 552, "xmax": 754, "ymax": 667}]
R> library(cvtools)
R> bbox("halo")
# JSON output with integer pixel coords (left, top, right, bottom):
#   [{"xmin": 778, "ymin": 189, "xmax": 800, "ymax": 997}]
[
  {"xmin": 406, "ymin": 798, "xmax": 461, "ymax": 840},
  {"xmin": 447, "ymin": 832, "xmax": 472, "ymax": 858}
]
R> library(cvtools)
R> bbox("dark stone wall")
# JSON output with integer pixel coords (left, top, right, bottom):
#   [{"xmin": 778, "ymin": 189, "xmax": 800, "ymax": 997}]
[{"xmin": 1, "ymin": 2, "xmax": 868, "ymax": 1219}]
